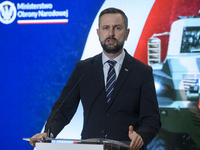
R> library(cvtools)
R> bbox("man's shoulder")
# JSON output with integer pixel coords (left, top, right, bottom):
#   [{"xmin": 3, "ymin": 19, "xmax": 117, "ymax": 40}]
[
  {"xmin": 125, "ymin": 52, "xmax": 150, "ymax": 69},
  {"xmin": 76, "ymin": 53, "xmax": 102, "ymax": 67}
]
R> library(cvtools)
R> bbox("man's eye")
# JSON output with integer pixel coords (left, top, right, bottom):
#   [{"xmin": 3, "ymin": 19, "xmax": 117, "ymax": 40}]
[
  {"xmin": 116, "ymin": 27, "xmax": 121, "ymax": 30},
  {"xmin": 103, "ymin": 27, "xmax": 108, "ymax": 30}
]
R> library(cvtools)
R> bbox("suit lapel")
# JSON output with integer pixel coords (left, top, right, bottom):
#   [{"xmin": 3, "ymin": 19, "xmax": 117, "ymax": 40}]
[
  {"xmin": 93, "ymin": 54, "xmax": 108, "ymax": 107},
  {"xmin": 93, "ymin": 53, "xmax": 104, "ymax": 90},
  {"xmin": 107, "ymin": 52, "xmax": 134, "ymax": 108},
  {"xmin": 91, "ymin": 51, "xmax": 135, "ymax": 109}
]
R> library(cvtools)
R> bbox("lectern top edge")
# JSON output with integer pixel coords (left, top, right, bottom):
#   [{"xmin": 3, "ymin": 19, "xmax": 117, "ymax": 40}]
[{"xmin": 23, "ymin": 138, "xmax": 130, "ymax": 148}]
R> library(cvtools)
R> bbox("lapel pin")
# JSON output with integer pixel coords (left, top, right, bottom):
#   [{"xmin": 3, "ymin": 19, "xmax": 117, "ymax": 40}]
[{"xmin": 125, "ymin": 69, "xmax": 128, "ymax": 72}]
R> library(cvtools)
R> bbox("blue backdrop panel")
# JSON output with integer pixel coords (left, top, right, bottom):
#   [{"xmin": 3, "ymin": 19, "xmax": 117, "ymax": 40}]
[{"xmin": 0, "ymin": 0, "xmax": 104, "ymax": 149}]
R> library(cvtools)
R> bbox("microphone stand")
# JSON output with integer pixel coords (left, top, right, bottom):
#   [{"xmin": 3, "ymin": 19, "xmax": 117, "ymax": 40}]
[{"xmin": 46, "ymin": 58, "xmax": 95, "ymax": 139}]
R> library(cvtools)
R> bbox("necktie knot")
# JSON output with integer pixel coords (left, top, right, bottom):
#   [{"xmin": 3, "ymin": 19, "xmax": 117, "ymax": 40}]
[{"xmin": 107, "ymin": 60, "xmax": 116, "ymax": 67}]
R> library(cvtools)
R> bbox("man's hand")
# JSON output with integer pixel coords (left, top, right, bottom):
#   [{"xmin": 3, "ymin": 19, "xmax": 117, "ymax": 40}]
[
  {"xmin": 128, "ymin": 125, "xmax": 144, "ymax": 150},
  {"xmin": 29, "ymin": 133, "xmax": 50, "ymax": 147}
]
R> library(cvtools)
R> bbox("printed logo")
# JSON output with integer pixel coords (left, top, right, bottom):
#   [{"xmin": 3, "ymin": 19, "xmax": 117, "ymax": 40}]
[
  {"xmin": 0, "ymin": 1, "xmax": 68, "ymax": 25},
  {"xmin": 0, "ymin": 1, "xmax": 17, "ymax": 24}
]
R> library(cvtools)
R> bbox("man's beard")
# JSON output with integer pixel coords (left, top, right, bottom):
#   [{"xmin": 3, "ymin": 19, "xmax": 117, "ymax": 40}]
[{"xmin": 100, "ymin": 38, "xmax": 124, "ymax": 54}]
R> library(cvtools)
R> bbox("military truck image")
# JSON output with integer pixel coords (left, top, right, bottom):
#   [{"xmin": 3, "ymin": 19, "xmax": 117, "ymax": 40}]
[{"xmin": 147, "ymin": 18, "xmax": 200, "ymax": 149}]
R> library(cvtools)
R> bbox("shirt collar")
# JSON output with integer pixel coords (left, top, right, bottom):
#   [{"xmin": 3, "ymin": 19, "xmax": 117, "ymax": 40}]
[{"xmin": 102, "ymin": 49, "xmax": 125, "ymax": 66}]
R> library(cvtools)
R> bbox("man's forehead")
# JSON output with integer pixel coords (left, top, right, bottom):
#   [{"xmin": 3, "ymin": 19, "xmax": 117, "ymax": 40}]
[{"xmin": 99, "ymin": 13, "xmax": 124, "ymax": 26}]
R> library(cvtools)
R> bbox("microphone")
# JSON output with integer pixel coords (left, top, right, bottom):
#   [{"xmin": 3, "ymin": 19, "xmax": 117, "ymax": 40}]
[{"xmin": 46, "ymin": 58, "xmax": 95, "ymax": 139}]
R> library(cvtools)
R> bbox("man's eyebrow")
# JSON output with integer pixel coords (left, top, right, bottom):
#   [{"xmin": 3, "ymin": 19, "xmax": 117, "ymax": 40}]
[
  {"xmin": 114, "ymin": 24, "xmax": 123, "ymax": 27},
  {"xmin": 102, "ymin": 24, "xmax": 123, "ymax": 27}
]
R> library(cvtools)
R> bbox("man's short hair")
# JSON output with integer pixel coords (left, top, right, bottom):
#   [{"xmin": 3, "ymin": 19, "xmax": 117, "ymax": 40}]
[{"xmin": 98, "ymin": 7, "xmax": 128, "ymax": 29}]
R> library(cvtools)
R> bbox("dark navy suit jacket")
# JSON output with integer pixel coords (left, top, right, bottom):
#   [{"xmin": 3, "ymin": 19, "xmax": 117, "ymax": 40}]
[{"xmin": 45, "ymin": 50, "xmax": 161, "ymax": 149}]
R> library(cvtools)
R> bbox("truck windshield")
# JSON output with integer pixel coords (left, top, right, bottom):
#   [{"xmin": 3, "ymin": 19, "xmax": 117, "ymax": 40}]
[{"xmin": 180, "ymin": 27, "xmax": 200, "ymax": 53}]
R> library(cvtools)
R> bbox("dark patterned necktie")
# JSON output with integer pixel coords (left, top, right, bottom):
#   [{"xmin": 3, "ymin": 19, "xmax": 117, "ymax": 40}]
[{"xmin": 106, "ymin": 60, "xmax": 117, "ymax": 104}]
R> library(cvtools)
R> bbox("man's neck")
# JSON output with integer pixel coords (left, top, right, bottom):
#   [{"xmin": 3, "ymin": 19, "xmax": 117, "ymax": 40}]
[{"xmin": 103, "ymin": 49, "xmax": 123, "ymax": 60}]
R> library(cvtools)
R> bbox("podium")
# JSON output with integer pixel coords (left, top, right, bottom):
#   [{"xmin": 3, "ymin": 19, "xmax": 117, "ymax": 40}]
[{"xmin": 23, "ymin": 138, "xmax": 130, "ymax": 150}]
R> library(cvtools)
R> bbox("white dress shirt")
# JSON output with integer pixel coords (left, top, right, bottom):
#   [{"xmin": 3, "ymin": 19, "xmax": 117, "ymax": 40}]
[{"xmin": 102, "ymin": 49, "xmax": 125, "ymax": 85}]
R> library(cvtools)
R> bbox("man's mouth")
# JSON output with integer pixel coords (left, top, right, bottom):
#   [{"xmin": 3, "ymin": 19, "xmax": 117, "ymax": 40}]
[{"xmin": 106, "ymin": 39, "xmax": 116, "ymax": 44}]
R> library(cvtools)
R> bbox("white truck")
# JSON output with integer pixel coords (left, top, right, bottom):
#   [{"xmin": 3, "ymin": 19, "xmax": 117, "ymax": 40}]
[{"xmin": 148, "ymin": 17, "xmax": 200, "ymax": 149}]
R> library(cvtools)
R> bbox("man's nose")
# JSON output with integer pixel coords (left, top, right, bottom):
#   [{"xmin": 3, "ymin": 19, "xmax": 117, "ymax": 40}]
[{"xmin": 108, "ymin": 28, "xmax": 115, "ymax": 37}]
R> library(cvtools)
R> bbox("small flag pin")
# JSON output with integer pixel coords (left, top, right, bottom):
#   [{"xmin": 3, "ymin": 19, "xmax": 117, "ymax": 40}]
[{"xmin": 125, "ymin": 69, "xmax": 128, "ymax": 71}]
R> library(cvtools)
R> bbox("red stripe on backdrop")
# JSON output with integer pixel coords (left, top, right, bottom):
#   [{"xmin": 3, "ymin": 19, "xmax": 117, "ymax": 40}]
[
  {"xmin": 18, "ymin": 22, "xmax": 68, "ymax": 25},
  {"xmin": 134, "ymin": 0, "xmax": 200, "ymax": 65}
]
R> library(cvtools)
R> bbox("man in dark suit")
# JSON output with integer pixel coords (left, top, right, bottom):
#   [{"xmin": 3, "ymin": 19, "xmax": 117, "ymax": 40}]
[{"xmin": 30, "ymin": 7, "xmax": 161, "ymax": 150}]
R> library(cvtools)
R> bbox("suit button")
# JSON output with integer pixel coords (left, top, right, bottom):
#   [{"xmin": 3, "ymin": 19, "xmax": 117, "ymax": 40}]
[
  {"xmin": 101, "ymin": 130, "xmax": 105, "ymax": 133},
  {"xmin": 106, "ymin": 114, "xmax": 109, "ymax": 117}
]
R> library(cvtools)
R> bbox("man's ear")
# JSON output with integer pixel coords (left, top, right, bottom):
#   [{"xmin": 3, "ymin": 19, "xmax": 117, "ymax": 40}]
[
  {"xmin": 125, "ymin": 28, "xmax": 130, "ymax": 40},
  {"xmin": 97, "ymin": 29, "xmax": 99, "ymax": 36}
]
